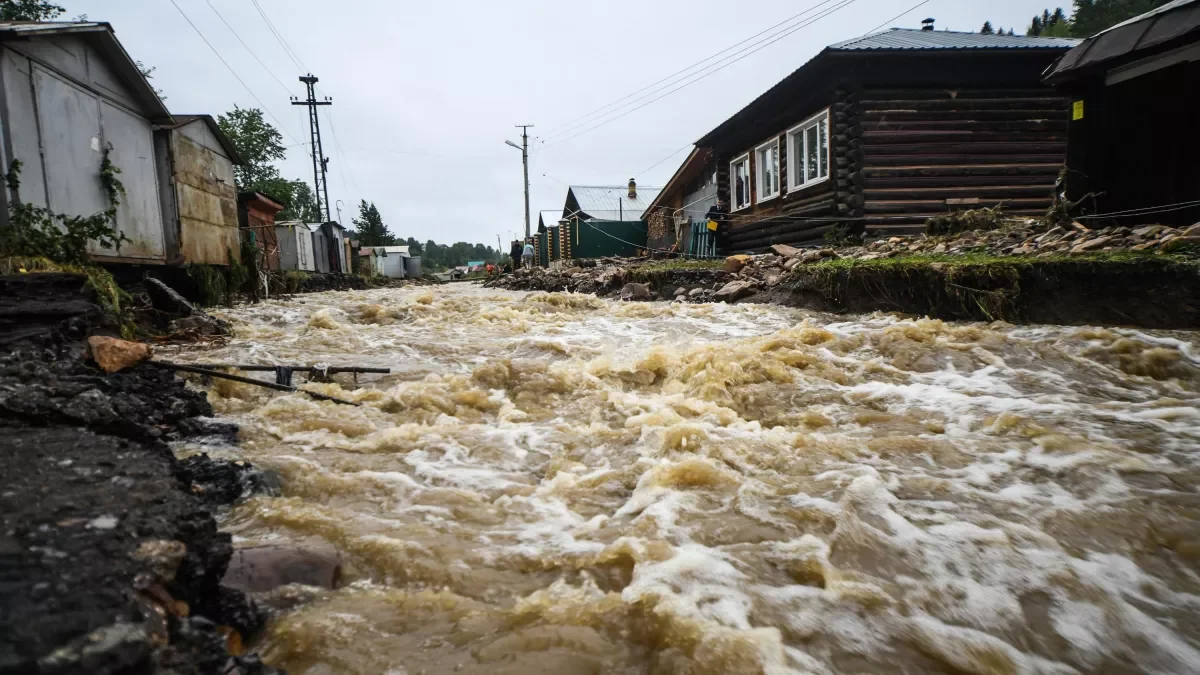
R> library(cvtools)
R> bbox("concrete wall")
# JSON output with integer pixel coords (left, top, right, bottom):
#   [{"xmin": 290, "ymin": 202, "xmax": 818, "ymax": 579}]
[
  {"xmin": 1, "ymin": 39, "xmax": 166, "ymax": 262},
  {"xmin": 170, "ymin": 120, "xmax": 238, "ymax": 265}
]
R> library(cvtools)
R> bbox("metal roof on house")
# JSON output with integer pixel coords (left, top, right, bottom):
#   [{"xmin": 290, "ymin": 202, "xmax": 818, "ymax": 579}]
[
  {"xmin": 567, "ymin": 185, "xmax": 663, "ymax": 222},
  {"xmin": 1045, "ymin": 0, "xmax": 1200, "ymax": 82},
  {"xmin": 0, "ymin": 21, "xmax": 171, "ymax": 119},
  {"xmin": 830, "ymin": 28, "xmax": 1079, "ymax": 51}
]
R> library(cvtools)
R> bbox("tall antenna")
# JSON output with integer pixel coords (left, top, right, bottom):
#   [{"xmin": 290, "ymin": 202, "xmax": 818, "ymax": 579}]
[{"xmin": 291, "ymin": 75, "xmax": 332, "ymax": 221}]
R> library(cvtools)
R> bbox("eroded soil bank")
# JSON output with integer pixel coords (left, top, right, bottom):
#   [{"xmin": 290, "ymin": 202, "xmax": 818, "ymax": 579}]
[
  {"xmin": 0, "ymin": 273, "xmax": 280, "ymax": 674},
  {"xmin": 492, "ymin": 254, "xmax": 1200, "ymax": 329}
]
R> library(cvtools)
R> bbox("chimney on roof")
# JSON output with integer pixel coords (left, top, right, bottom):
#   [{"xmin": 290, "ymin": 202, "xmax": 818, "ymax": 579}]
[
  {"xmin": 628, "ymin": 178, "xmax": 637, "ymax": 200},
  {"xmin": 921, "ymin": 18, "xmax": 935, "ymax": 31}
]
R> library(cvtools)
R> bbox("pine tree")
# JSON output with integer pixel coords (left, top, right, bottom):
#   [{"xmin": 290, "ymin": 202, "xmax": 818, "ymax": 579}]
[
  {"xmin": 981, "ymin": 21, "xmax": 995, "ymax": 34},
  {"xmin": 351, "ymin": 200, "xmax": 395, "ymax": 247},
  {"xmin": 1029, "ymin": 16, "xmax": 1044, "ymax": 35}
]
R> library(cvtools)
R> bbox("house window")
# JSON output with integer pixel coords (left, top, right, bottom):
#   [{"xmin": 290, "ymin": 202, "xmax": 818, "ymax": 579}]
[
  {"xmin": 786, "ymin": 110, "xmax": 830, "ymax": 192},
  {"xmin": 755, "ymin": 139, "xmax": 780, "ymax": 202},
  {"xmin": 731, "ymin": 154, "xmax": 750, "ymax": 211}
]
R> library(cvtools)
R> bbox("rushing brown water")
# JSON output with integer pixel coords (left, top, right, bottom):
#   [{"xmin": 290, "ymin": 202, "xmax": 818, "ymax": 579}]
[{"xmin": 172, "ymin": 285, "xmax": 1200, "ymax": 675}]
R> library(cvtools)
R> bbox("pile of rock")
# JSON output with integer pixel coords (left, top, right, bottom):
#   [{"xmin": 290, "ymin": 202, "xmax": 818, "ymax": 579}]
[
  {"xmin": 488, "ymin": 220, "xmax": 1199, "ymax": 304},
  {"xmin": 839, "ymin": 221, "xmax": 1200, "ymax": 260}
]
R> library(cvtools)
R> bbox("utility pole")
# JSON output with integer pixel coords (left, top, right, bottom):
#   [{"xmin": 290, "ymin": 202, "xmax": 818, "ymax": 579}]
[
  {"xmin": 291, "ymin": 75, "xmax": 332, "ymax": 222},
  {"xmin": 515, "ymin": 124, "xmax": 533, "ymax": 240}
]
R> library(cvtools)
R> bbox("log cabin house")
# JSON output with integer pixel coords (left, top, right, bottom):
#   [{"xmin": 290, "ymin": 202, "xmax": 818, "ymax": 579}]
[
  {"xmin": 1044, "ymin": 0, "xmax": 1200, "ymax": 227},
  {"xmin": 645, "ymin": 25, "xmax": 1079, "ymax": 252}
]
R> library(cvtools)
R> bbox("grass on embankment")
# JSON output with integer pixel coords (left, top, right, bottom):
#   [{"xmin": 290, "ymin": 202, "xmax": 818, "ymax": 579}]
[{"xmin": 785, "ymin": 251, "xmax": 1200, "ymax": 328}]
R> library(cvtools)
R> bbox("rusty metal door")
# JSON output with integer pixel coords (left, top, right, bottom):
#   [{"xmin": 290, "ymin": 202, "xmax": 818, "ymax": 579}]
[
  {"xmin": 97, "ymin": 101, "xmax": 164, "ymax": 260},
  {"xmin": 33, "ymin": 66, "xmax": 107, "ymax": 220}
]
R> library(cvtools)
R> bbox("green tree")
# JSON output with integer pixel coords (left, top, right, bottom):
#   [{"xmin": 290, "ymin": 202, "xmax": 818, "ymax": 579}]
[
  {"xmin": 1023, "ymin": 1, "xmax": 1170, "ymax": 38},
  {"xmin": 218, "ymin": 106, "xmax": 287, "ymax": 188},
  {"xmin": 980, "ymin": 21, "xmax": 995, "ymax": 34},
  {"xmin": 0, "ymin": 0, "xmax": 65, "ymax": 20},
  {"xmin": 352, "ymin": 200, "xmax": 395, "ymax": 246}
]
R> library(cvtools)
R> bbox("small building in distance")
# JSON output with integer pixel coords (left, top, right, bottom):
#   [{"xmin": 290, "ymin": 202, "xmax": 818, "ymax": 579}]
[
  {"xmin": 542, "ymin": 181, "xmax": 662, "ymax": 264},
  {"xmin": 238, "ymin": 191, "xmax": 285, "ymax": 271},
  {"xmin": 670, "ymin": 24, "xmax": 1078, "ymax": 252},
  {"xmin": 377, "ymin": 245, "xmax": 411, "ymax": 278},
  {"xmin": 275, "ymin": 221, "xmax": 317, "ymax": 272},
  {"xmin": 0, "ymin": 21, "xmax": 173, "ymax": 263},
  {"xmin": 1044, "ymin": 0, "xmax": 1200, "ymax": 226},
  {"xmin": 157, "ymin": 114, "xmax": 243, "ymax": 266}
]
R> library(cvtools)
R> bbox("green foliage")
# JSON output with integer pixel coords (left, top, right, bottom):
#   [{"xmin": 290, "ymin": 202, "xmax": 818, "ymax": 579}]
[
  {"xmin": 352, "ymin": 200, "xmax": 394, "ymax": 246},
  {"xmin": 1024, "ymin": 1, "xmax": 1171, "ymax": 37},
  {"xmin": 925, "ymin": 206, "xmax": 1007, "ymax": 236},
  {"xmin": 417, "ymin": 239, "xmax": 501, "ymax": 271},
  {"xmin": 218, "ymin": 106, "xmax": 286, "ymax": 188},
  {"xmin": 1, "ymin": 156, "xmax": 128, "ymax": 266},
  {"xmin": 0, "ymin": 0, "xmax": 64, "ymax": 20},
  {"xmin": 217, "ymin": 105, "xmax": 319, "ymax": 222},
  {"xmin": 981, "ymin": 21, "xmax": 995, "ymax": 34}
]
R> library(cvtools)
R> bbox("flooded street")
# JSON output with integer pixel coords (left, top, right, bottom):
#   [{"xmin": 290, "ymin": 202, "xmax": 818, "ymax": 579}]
[{"xmin": 174, "ymin": 285, "xmax": 1200, "ymax": 675}]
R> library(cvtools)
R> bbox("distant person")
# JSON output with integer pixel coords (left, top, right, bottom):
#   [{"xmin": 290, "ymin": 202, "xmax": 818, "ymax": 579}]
[
  {"xmin": 522, "ymin": 242, "xmax": 535, "ymax": 269},
  {"xmin": 510, "ymin": 240, "xmax": 524, "ymax": 270},
  {"xmin": 705, "ymin": 199, "xmax": 729, "ymax": 254}
]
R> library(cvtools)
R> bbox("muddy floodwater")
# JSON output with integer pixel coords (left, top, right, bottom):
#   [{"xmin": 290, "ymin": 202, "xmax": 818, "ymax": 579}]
[{"xmin": 173, "ymin": 285, "xmax": 1200, "ymax": 675}]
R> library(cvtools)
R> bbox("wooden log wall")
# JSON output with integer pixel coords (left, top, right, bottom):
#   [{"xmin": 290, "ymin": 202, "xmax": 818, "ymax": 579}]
[{"xmin": 857, "ymin": 88, "xmax": 1068, "ymax": 233}]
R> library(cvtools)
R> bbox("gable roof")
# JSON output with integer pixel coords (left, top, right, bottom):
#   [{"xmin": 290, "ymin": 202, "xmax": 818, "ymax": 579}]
[
  {"xmin": 1044, "ymin": 0, "xmax": 1200, "ymax": 83},
  {"xmin": 830, "ymin": 28, "xmax": 1079, "ymax": 51},
  {"xmin": 161, "ymin": 114, "xmax": 244, "ymax": 165},
  {"xmin": 0, "ymin": 21, "xmax": 170, "ymax": 119},
  {"xmin": 697, "ymin": 27, "xmax": 1077, "ymax": 150},
  {"xmin": 640, "ymin": 147, "xmax": 712, "ymax": 219},
  {"xmin": 566, "ymin": 185, "xmax": 663, "ymax": 222},
  {"xmin": 538, "ymin": 210, "xmax": 562, "ymax": 228}
]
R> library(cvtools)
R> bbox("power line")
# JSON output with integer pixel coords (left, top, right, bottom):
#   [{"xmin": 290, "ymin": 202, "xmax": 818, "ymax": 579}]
[
  {"xmin": 203, "ymin": 0, "xmax": 295, "ymax": 96},
  {"xmin": 323, "ymin": 108, "xmax": 353, "ymax": 202},
  {"xmin": 635, "ymin": 143, "xmax": 695, "ymax": 179},
  {"xmin": 538, "ymin": 0, "xmax": 848, "ymax": 141},
  {"xmin": 249, "ymin": 0, "xmax": 308, "ymax": 73},
  {"xmin": 167, "ymin": 0, "xmax": 304, "ymax": 147},
  {"xmin": 538, "ymin": 0, "xmax": 863, "ymax": 150}
]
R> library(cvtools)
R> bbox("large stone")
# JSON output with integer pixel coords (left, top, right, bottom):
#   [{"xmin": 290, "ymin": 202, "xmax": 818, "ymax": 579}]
[
  {"xmin": 673, "ymin": 287, "xmax": 687, "ymax": 297},
  {"xmin": 722, "ymin": 255, "xmax": 751, "ymax": 273},
  {"xmin": 769, "ymin": 244, "xmax": 803, "ymax": 258},
  {"xmin": 1132, "ymin": 225, "xmax": 1166, "ymax": 238},
  {"xmin": 144, "ymin": 278, "xmax": 195, "ymax": 317},
  {"xmin": 714, "ymin": 280, "xmax": 755, "ymax": 302},
  {"xmin": 618, "ymin": 283, "xmax": 652, "ymax": 301},
  {"xmin": 222, "ymin": 545, "xmax": 342, "ymax": 593},
  {"xmin": 783, "ymin": 258, "xmax": 801, "ymax": 271},
  {"xmin": 1070, "ymin": 235, "xmax": 1114, "ymax": 254},
  {"xmin": 87, "ymin": 336, "xmax": 152, "ymax": 373}
]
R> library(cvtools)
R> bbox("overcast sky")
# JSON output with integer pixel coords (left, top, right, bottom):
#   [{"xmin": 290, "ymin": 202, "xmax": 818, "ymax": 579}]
[{"xmin": 74, "ymin": 0, "xmax": 1060, "ymax": 246}]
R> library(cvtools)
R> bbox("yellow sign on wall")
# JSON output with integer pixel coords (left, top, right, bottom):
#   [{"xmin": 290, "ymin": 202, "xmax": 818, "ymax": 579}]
[{"xmin": 1072, "ymin": 100, "xmax": 1085, "ymax": 121}]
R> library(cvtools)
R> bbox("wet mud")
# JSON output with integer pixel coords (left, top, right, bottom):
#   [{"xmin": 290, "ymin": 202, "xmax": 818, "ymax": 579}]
[
  {"xmin": 174, "ymin": 285, "xmax": 1200, "ymax": 674},
  {"xmin": 0, "ymin": 273, "xmax": 281, "ymax": 674}
]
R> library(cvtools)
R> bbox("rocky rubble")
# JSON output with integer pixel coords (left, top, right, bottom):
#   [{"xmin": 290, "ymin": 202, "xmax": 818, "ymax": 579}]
[{"xmin": 488, "ymin": 220, "xmax": 1200, "ymax": 306}]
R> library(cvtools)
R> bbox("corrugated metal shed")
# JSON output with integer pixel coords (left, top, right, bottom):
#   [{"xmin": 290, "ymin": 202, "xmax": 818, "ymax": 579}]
[
  {"xmin": 566, "ymin": 185, "xmax": 663, "ymax": 221},
  {"xmin": 830, "ymin": 28, "xmax": 1079, "ymax": 51},
  {"xmin": 1044, "ymin": 0, "xmax": 1199, "ymax": 82},
  {"xmin": 0, "ymin": 21, "xmax": 169, "ymax": 118}
]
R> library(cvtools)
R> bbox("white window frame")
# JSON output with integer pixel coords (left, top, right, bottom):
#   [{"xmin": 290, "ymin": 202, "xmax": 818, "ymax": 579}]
[
  {"xmin": 786, "ymin": 109, "xmax": 831, "ymax": 193},
  {"xmin": 730, "ymin": 153, "xmax": 751, "ymax": 212},
  {"xmin": 755, "ymin": 138, "xmax": 780, "ymax": 204}
]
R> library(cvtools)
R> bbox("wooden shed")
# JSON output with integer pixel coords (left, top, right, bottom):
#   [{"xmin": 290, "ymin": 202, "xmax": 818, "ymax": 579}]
[
  {"xmin": 1044, "ymin": 0, "xmax": 1200, "ymax": 226},
  {"xmin": 689, "ymin": 26, "xmax": 1079, "ymax": 251},
  {"xmin": 238, "ymin": 191, "xmax": 284, "ymax": 271}
]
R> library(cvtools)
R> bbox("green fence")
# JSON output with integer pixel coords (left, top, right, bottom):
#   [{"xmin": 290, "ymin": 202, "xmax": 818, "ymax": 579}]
[{"xmin": 561, "ymin": 218, "xmax": 647, "ymax": 260}]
